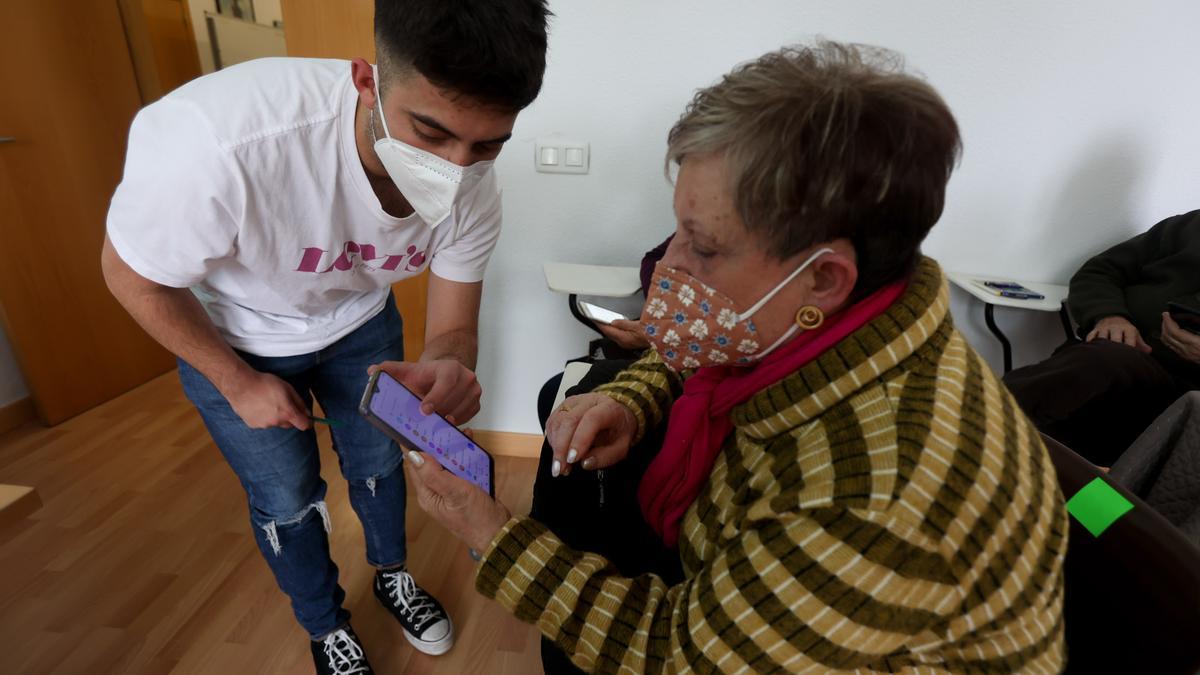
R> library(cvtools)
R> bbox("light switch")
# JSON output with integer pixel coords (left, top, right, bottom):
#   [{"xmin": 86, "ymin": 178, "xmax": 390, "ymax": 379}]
[{"xmin": 535, "ymin": 139, "xmax": 589, "ymax": 174}]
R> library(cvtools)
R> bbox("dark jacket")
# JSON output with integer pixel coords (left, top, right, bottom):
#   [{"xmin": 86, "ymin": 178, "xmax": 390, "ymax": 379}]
[{"xmin": 1069, "ymin": 209, "xmax": 1200, "ymax": 383}]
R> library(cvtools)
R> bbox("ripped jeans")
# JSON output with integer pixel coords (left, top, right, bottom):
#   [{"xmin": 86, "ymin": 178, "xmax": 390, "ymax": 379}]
[{"xmin": 178, "ymin": 301, "xmax": 407, "ymax": 639}]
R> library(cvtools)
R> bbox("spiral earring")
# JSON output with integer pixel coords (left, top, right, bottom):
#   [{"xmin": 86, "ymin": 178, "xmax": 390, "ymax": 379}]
[{"xmin": 795, "ymin": 306, "xmax": 824, "ymax": 330}]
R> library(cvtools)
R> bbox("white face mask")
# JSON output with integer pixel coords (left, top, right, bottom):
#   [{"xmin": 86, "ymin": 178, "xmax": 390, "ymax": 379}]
[{"xmin": 370, "ymin": 67, "xmax": 494, "ymax": 228}]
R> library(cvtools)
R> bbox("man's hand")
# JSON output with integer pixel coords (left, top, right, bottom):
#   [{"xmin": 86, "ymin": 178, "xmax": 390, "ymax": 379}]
[
  {"xmin": 1161, "ymin": 312, "xmax": 1200, "ymax": 364},
  {"xmin": 596, "ymin": 318, "xmax": 649, "ymax": 351},
  {"xmin": 369, "ymin": 360, "xmax": 482, "ymax": 424},
  {"xmin": 544, "ymin": 393, "xmax": 637, "ymax": 476},
  {"xmin": 222, "ymin": 369, "xmax": 311, "ymax": 429},
  {"xmin": 1086, "ymin": 315, "xmax": 1151, "ymax": 353},
  {"xmin": 404, "ymin": 449, "xmax": 511, "ymax": 552}
]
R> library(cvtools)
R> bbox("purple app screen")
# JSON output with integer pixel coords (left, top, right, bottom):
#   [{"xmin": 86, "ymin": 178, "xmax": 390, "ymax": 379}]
[{"xmin": 369, "ymin": 374, "xmax": 491, "ymax": 494}]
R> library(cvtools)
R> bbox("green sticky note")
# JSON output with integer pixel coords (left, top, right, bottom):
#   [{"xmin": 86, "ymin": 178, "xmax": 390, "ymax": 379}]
[{"xmin": 1066, "ymin": 477, "xmax": 1134, "ymax": 537}]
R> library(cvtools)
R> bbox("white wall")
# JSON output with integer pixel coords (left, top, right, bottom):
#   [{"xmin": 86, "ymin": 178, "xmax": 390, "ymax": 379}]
[
  {"xmin": 469, "ymin": 0, "xmax": 1200, "ymax": 434},
  {"xmin": 0, "ymin": 325, "xmax": 28, "ymax": 407}
]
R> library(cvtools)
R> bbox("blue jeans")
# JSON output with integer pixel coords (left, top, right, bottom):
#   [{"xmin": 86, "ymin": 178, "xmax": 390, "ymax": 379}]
[{"xmin": 178, "ymin": 301, "xmax": 407, "ymax": 639}]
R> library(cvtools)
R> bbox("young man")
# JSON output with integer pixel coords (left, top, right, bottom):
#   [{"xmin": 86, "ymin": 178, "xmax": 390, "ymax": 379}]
[{"xmin": 101, "ymin": 1, "xmax": 549, "ymax": 672}]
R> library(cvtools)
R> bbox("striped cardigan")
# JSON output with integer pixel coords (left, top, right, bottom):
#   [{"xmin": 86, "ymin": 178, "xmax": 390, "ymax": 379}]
[{"xmin": 476, "ymin": 258, "xmax": 1068, "ymax": 673}]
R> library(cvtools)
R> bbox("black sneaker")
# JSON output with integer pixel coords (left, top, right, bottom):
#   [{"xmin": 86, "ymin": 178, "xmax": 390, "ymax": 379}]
[
  {"xmin": 373, "ymin": 567, "xmax": 454, "ymax": 655},
  {"xmin": 311, "ymin": 625, "xmax": 374, "ymax": 675}
]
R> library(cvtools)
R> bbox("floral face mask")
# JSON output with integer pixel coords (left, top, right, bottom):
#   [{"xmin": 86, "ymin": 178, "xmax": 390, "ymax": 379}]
[{"xmin": 641, "ymin": 248, "xmax": 832, "ymax": 370}]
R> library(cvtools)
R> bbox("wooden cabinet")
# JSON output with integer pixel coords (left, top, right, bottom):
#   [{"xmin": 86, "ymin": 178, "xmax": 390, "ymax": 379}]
[
  {"xmin": 0, "ymin": 1, "xmax": 179, "ymax": 424},
  {"xmin": 119, "ymin": 0, "xmax": 204, "ymax": 102}
]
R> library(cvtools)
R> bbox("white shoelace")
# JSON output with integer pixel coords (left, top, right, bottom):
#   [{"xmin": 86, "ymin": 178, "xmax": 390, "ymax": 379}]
[
  {"xmin": 322, "ymin": 629, "xmax": 368, "ymax": 675},
  {"xmin": 382, "ymin": 570, "xmax": 439, "ymax": 630}
]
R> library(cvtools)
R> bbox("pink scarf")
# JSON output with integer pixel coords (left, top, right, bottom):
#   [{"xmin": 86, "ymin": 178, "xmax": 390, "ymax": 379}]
[{"xmin": 638, "ymin": 280, "xmax": 908, "ymax": 546}]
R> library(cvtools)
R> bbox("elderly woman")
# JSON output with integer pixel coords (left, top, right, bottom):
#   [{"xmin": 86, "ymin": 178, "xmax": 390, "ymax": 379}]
[{"xmin": 397, "ymin": 42, "xmax": 1067, "ymax": 673}]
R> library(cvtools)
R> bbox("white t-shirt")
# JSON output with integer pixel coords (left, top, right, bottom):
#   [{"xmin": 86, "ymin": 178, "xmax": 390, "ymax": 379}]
[{"xmin": 107, "ymin": 58, "xmax": 502, "ymax": 357}]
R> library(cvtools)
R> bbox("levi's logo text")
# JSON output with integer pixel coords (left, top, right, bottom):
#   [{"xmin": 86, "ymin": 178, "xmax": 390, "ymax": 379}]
[{"xmin": 295, "ymin": 242, "xmax": 427, "ymax": 274}]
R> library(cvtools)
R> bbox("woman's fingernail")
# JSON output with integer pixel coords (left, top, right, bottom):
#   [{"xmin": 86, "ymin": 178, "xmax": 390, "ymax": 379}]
[
  {"xmin": 407, "ymin": 451, "xmax": 425, "ymax": 466},
  {"xmin": 552, "ymin": 459, "xmax": 561, "ymax": 477},
  {"xmin": 566, "ymin": 448, "xmax": 578, "ymax": 463},
  {"xmin": 582, "ymin": 457, "xmax": 596, "ymax": 470}
]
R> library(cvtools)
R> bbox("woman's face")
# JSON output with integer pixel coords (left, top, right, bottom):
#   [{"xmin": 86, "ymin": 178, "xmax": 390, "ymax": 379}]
[{"xmin": 660, "ymin": 153, "xmax": 857, "ymax": 349}]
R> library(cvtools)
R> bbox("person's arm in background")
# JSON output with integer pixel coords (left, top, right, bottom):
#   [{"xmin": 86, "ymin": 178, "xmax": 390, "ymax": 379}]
[
  {"xmin": 1069, "ymin": 216, "xmax": 1177, "ymax": 351},
  {"xmin": 101, "ymin": 238, "xmax": 310, "ymax": 429}
]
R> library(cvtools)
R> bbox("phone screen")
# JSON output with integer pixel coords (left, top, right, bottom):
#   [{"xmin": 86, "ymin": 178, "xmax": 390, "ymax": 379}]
[
  {"xmin": 362, "ymin": 372, "xmax": 494, "ymax": 496},
  {"xmin": 579, "ymin": 301, "xmax": 628, "ymax": 324}
]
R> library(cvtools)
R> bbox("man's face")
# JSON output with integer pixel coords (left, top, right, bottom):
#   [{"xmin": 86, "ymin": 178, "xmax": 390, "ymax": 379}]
[{"xmin": 358, "ymin": 60, "xmax": 518, "ymax": 168}]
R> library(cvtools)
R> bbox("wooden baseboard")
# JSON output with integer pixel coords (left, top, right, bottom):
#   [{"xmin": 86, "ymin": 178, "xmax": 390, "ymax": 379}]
[
  {"xmin": 0, "ymin": 397, "xmax": 36, "ymax": 435},
  {"xmin": 471, "ymin": 430, "xmax": 542, "ymax": 459}
]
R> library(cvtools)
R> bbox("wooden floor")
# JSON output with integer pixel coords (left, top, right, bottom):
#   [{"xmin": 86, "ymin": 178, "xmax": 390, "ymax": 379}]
[{"xmin": 0, "ymin": 373, "xmax": 544, "ymax": 674}]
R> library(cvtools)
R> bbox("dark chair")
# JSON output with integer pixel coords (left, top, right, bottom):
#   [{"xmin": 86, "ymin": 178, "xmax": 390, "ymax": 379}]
[{"xmin": 1042, "ymin": 433, "xmax": 1200, "ymax": 674}]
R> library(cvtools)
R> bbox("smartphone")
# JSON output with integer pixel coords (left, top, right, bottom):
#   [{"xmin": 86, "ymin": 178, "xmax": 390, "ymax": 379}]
[
  {"xmin": 358, "ymin": 371, "xmax": 495, "ymax": 497},
  {"xmin": 578, "ymin": 301, "xmax": 629, "ymax": 325},
  {"xmin": 983, "ymin": 280, "xmax": 1045, "ymax": 299},
  {"xmin": 1168, "ymin": 301, "xmax": 1200, "ymax": 335},
  {"xmin": 983, "ymin": 281, "xmax": 1026, "ymax": 291},
  {"xmin": 999, "ymin": 290, "xmax": 1046, "ymax": 300}
]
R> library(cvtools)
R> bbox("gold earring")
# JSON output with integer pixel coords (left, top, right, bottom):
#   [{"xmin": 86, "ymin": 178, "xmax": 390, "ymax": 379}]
[{"xmin": 795, "ymin": 306, "xmax": 824, "ymax": 330}]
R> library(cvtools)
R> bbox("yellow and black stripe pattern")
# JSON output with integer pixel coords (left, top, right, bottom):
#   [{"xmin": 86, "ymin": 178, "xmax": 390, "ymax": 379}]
[{"xmin": 476, "ymin": 258, "xmax": 1068, "ymax": 673}]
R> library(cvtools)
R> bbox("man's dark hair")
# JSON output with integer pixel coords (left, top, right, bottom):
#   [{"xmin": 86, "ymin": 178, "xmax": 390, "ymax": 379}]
[{"xmin": 375, "ymin": 0, "xmax": 551, "ymax": 111}]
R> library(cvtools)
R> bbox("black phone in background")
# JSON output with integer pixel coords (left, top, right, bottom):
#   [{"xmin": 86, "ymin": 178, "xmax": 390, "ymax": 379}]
[
  {"xmin": 358, "ymin": 371, "xmax": 495, "ymax": 497},
  {"xmin": 983, "ymin": 281, "xmax": 1027, "ymax": 291},
  {"xmin": 1167, "ymin": 301, "xmax": 1200, "ymax": 335},
  {"xmin": 980, "ymin": 280, "xmax": 1046, "ymax": 300}
]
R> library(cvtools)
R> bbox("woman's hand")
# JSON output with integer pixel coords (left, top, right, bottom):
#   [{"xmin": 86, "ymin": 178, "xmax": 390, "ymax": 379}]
[
  {"xmin": 404, "ymin": 449, "xmax": 512, "ymax": 552},
  {"xmin": 1086, "ymin": 315, "xmax": 1151, "ymax": 353},
  {"xmin": 1161, "ymin": 312, "xmax": 1200, "ymax": 364},
  {"xmin": 596, "ymin": 319, "xmax": 649, "ymax": 351},
  {"xmin": 545, "ymin": 393, "xmax": 637, "ymax": 476}
]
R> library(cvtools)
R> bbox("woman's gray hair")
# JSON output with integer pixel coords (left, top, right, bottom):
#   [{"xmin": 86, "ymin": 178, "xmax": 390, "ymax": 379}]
[{"xmin": 666, "ymin": 41, "xmax": 962, "ymax": 296}]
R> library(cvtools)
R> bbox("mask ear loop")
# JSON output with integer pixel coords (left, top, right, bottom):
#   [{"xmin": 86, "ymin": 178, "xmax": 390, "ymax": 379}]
[
  {"xmin": 737, "ymin": 247, "xmax": 834, "ymax": 321},
  {"xmin": 372, "ymin": 65, "xmax": 394, "ymax": 139},
  {"xmin": 743, "ymin": 247, "xmax": 835, "ymax": 361}
]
